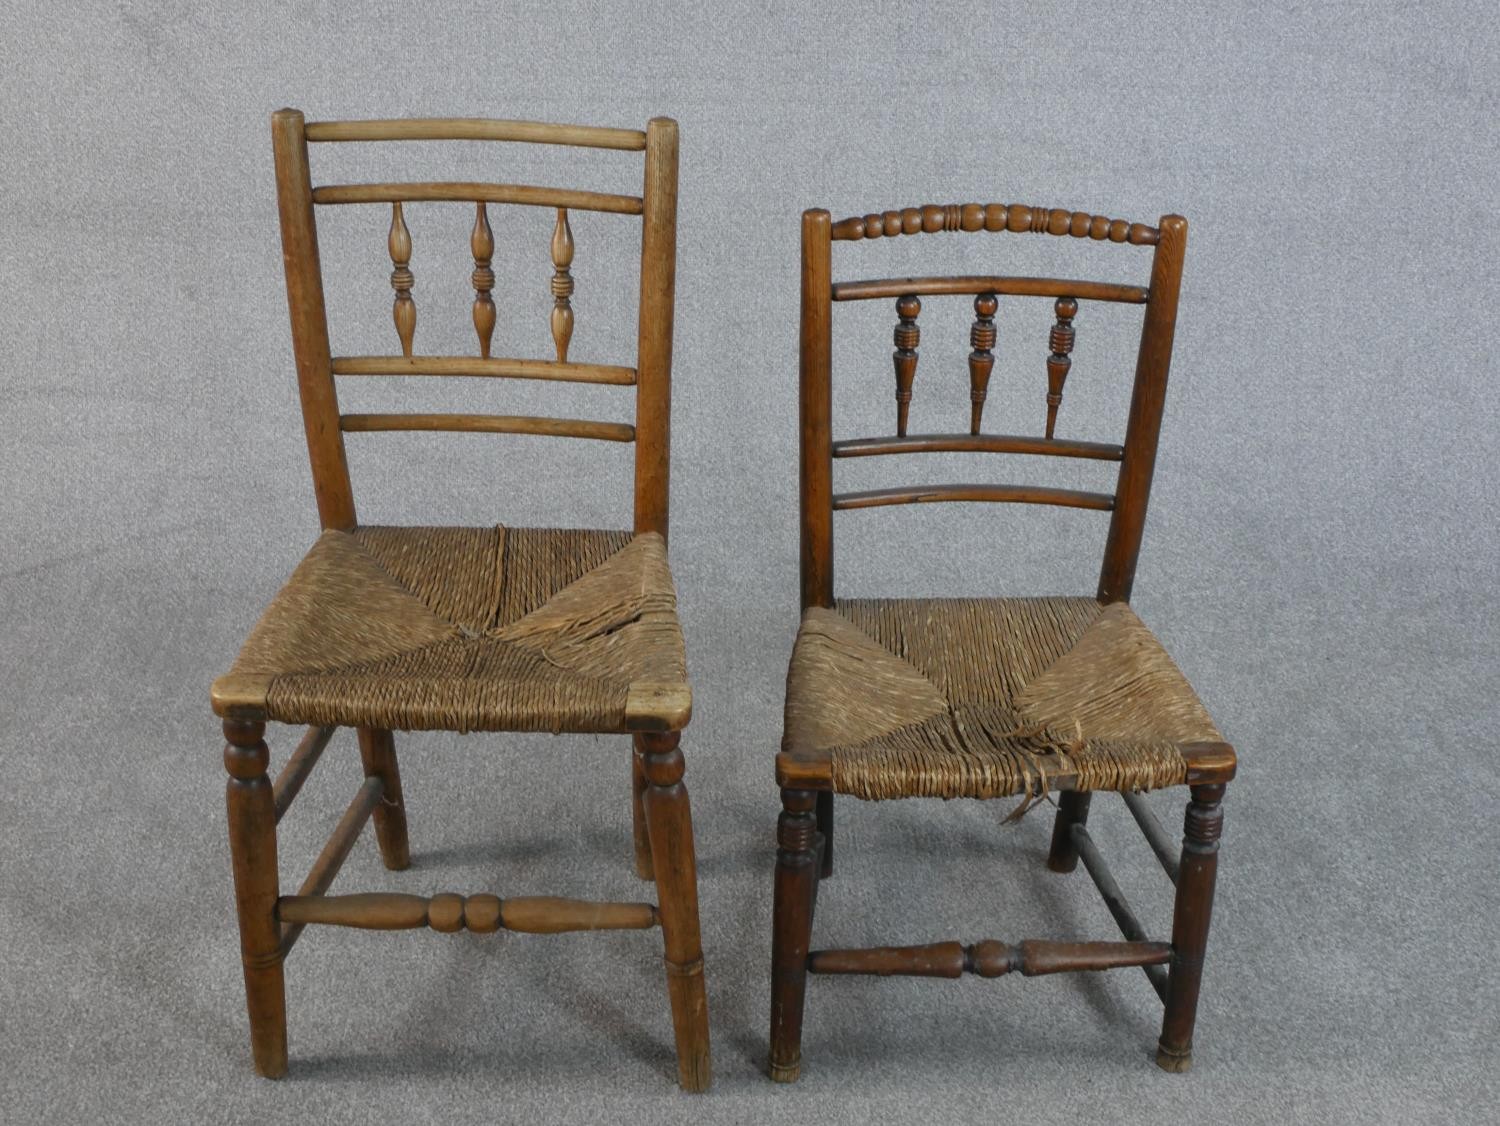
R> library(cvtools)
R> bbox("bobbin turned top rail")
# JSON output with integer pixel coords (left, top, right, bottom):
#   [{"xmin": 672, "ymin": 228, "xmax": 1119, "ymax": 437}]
[
  {"xmin": 302, "ymin": 116, "xmax": 648, "ymax": 150},
  {"xmin": 830, "ymin": 202, "xmax": 1159, "ymax": 245}
]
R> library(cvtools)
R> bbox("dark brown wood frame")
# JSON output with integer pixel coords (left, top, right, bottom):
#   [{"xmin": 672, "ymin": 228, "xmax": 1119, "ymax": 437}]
[
  {"xmin": 770, "ymin": 202, "xmax": 1236, "ymax": 1082},
  {"xmin": 220, "ymin": 111, "xmax": 708, "ymax": 1092}
]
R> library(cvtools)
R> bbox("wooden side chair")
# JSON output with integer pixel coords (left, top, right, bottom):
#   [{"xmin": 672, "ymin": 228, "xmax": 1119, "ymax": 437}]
[
  {"xmin": 213, "ymin": 110, "xmax": 709, "ymax": 1091},
  {"xmin": 769, "ymin": 203, "xmax": 1236, "ymax": 1081}
]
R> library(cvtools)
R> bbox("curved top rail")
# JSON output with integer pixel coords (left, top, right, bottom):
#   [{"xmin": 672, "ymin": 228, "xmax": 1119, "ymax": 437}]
[
  {"xmin": 304, "ymin": 117, "xmax": 649, "ymax": 151},
  {"xmin": 830, "ymin": 276, "xmax": 1149, "ymax": 304},
  {"xmin": 831, "ymin": 203, "xmax": 1160, "ymax": 246},
  {"xmin": 311, "ymin": 182, "xmax": 643, "ymax": 215}
]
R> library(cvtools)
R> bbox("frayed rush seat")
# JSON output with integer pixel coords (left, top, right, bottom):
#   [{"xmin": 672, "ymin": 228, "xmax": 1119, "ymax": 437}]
[
  {"xmin": 783, "ymin": 597, "xmax": 1219, "ymax": 803},
  {"xmin": 212, "ymin": 526, "xmax": 690, "ymax": 734}
]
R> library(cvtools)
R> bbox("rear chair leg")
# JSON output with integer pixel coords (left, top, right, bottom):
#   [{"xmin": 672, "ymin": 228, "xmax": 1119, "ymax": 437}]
[
  {"xmin": 1157, "ymin": 783, "xmax": 1226, "ymax": 1072},
  {"xmin": 1046, "ymin": 790, "xmax": 1093, "ymax": 872},
  {"xmin": 223, "ymin": 718, "xmax": 287, "ymax": 1078},
  {"xmin": 631, "ymin": 735, "xmax": 655, "ymax": 880},
  {"xmin": 815, "ymin": 791, "xmax": 834, "ymax": 878},
  {"xmin": 357, "ymin": 727, "xmax": 410, "ymax": 870},
  {"xmin": 768, "ymin": 788, "xmax": 821, "ymax": 1083},
  {"xmin": 639, "ymin": 732, "xmax": 711, "ymax": 1091}
]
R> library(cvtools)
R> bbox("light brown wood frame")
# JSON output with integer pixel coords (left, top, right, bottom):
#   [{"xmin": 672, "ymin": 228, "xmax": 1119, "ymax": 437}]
[{"xmin": 225, "ymin": 111, "xmax": 708, "ymax": 1093}]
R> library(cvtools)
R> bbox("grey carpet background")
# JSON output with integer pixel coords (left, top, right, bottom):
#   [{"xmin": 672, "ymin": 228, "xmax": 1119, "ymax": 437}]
[{"xmin": 2, "ymin": 1, "xmax": 1496, "ymax": 1122}]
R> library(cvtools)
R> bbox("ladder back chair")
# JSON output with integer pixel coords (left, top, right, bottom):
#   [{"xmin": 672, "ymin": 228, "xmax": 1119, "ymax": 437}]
[
  {"xmin": 769, "ymin": 203, "xmax": 1236, "ymax": 1081},
  {"xmin": 212, "ymin": 110, "xmax": 709, "ymax": 1091}
]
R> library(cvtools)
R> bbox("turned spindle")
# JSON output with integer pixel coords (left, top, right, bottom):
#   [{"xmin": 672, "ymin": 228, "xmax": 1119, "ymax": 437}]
[
  {"xmin": 273, "ymin": 891, "xmax": 659, "ymax": 934},
  {"xmin": 804, "ymin": 938, "xmax": 1172, "ymax": 979},
  {"xmin": 471, "ymin": 203, "xmax": 495, "ymax": 358},
  {"xmin": 892, "ymin": 295, "xmax": 920, "ymax": 437},
  {"xmin": 968, "ymin": 293, "xmax": 998, "ymax": 434},
  {"xmin": 388, "ymin": 202, "xmax": 415, "ymax": 357},
  {"xmin": 550, "ymin": 207, "xmax": 575, "ymax": 362},
  {"xmin": 1045, "ymin": 296, "xmax": 1077, "ymax": 438}
]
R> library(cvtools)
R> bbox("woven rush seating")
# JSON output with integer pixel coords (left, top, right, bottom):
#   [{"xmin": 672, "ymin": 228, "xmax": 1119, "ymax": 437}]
[
  {"xmin": 784, "ymin": 597, "xmax": 1219, "ymax": 802},
  {"xmin": 213, "ymin": 526, "xmax": 687, "ymax": 734}
]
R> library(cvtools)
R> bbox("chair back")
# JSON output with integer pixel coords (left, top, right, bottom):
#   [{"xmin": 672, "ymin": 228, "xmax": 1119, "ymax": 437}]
[
  {"xmin": 798, "ymin": 202, "xmax": 1188, "ymax": 607},
  {"xmin": 271, "ymin": 110, "xmax": 679, "ymax": 539}
]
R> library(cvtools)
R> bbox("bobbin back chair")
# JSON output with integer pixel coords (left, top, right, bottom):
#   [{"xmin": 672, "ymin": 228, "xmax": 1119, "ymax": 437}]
[
  {"xmin": 212, "ymin": 110, "xmax": 709, "ymax": 1091},
  {"xmin": 768, "ymin": 203, "xmax": 1237, "ymax": 1081}
]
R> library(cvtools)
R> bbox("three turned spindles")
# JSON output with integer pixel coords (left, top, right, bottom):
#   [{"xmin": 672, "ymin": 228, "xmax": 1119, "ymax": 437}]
[
  {"xmin": 376, "ymin": 202, "xmax": 587, "ymax": 363},
  {"xmin": 889, "ymin": 291, "xmax": 1077, "ymax": 439}
]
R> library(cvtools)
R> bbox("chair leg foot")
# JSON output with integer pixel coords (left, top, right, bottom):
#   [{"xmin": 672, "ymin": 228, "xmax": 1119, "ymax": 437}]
[
  {"xmin": 631, "ymin": 736, "xmax": 655, "ymax": 881},
  {"xmin": 768, "ymin": 1058, "xmax": 803, "ymax": 1084},
  {"xmin": 357, "ymin": 728, "xmax": 410, "ymax": 871},
  {"xmin": 1046, "ymin": 790, "xmax": 1092, "ymax": 873},
  {"xmin": 1155, "ymin": 1042, "xmax": 1193, "ymax": 1072},
  {"xmin": 768, "ymin": 788, "xmax": 820, "ymax": 1083},
  {"xmin": 1156, "ymin": 782, "xmax": 1225, "ymax": 1072},
  {"xmin": 639, "ymin": 733, "xmax": 711, "ymax": 1092},
  {"xmin": 223, "ymin": 719, "xmax": 288, "ymax": 1078}
]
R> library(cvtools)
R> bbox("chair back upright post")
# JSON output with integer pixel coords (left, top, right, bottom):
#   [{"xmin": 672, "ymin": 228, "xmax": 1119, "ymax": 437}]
[
  {"xmin": 1096, "ymin": 214, "xmax": 1188, "ymax": 602},
  {"xmin": 797, "ymin": 203, "xmax": 1189, "ymax": 611},
  {"xmin": 799, "ymin": 209, "xmax": 835, "ymax": 611},
  {"xmin": 267, "ymin": 108, "xmax": 677, "ymax": 540},
  {"xmin": 633, "ymin": 118, "xmax": 680, "ymax": 544},
  {"xmin": 272, "ymin": 109, "xmax": 356, "ymax": 531}
]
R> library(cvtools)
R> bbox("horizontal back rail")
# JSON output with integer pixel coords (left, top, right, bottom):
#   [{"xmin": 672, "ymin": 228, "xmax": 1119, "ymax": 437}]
[
  {"xmin": 831, "ymin": 202, "xmax": 1159, "ymax": 244},
  {"xmin": 832, "ymin": 276, "xmax": 1148, "ymax": 304},
  {"xmin": 832, "ymin": 433, "xmax": 1124, "ymax": 461},
  {"xmin": 832, "ymin": 483, "xmax": 1115, "ymax": 512},
  {"xmin": 305, "ymin": 117, "xmax": 647, "ymax": 150},
  {"xmin": 312, "ymin": 181, "xmax": 643, "ymax": 215},
  {"xmin": 340, "ymin": 412, "xmax": 635, "ymax": 443},
  {"xmin": 331, "ymin": 355, "xmax": 636, "ymax": 386}
]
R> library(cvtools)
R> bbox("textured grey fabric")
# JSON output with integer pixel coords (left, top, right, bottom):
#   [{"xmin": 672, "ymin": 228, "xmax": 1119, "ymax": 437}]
[{"xmin": 2, "ymin": 2, "xmax": 1496, "ymax": 1122}]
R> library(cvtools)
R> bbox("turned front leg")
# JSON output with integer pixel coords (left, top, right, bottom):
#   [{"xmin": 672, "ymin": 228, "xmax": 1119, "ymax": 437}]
[
  {"xmin": 357, "ymin": 727, "xmax": 410, "ymax": 871},
  {"xmin": 1157, "ymin": 783, "xmax": 1225, "ymax": 1072},
  {"xmin": 223, "ymin": 718, "xmax": 287, "ymax": 1078},
  {"xmin": 639, "ymin": 732, "xmax": 710, "ymax": 1091},
  {"xmin": 631, "ymin": 735, "xmax": 654, "ymax": 880},
  {"xmin": 768, "ymin": 788, "xmax": 821, "ymax": 1082}
]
